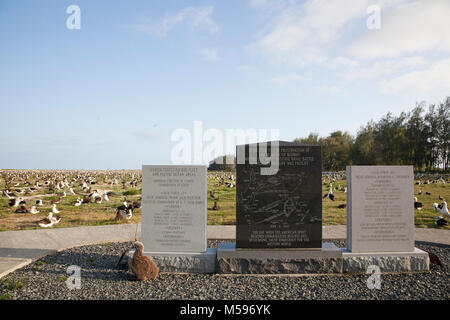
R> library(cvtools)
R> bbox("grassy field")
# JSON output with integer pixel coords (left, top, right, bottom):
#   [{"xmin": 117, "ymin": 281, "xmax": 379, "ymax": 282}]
[
  {"xmin": 412, "ymin": 182, "xmax": 449, "ymax": 228},
  {"xmin": 207, "ymin": 174, "xmax": 236, "ymax": 225},
  {"xmin": 0, "ymin": 170, "xmax": 448, "ymax": 231},
  {"xmin": 0, "ymin": 185, "xmax": 142, "ymax": 231}
]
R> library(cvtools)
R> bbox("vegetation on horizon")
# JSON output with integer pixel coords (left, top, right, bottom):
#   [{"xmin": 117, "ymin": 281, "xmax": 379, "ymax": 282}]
[{"xmin": 295, "ymin": 97, "xmax": 449, "ymax": 172}]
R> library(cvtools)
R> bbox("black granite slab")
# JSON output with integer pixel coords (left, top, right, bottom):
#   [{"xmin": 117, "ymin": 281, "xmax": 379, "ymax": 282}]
[{"xmin": 236, "ymin": 141, "xmax": 322, "ymax": 249}]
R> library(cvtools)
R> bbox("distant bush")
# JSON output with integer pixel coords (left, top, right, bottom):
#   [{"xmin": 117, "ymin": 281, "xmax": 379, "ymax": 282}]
[
  {"xmin": 208, "ymin": 155, "xmax": 236, "ymax": 171},
  {"xmin": 295, "ymin": 97, "xmax": 450, "ymax": 172}
]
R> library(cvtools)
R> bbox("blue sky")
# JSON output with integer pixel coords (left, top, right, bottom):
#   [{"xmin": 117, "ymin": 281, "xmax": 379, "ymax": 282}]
[{"xmin": 1, "ymin": 0, "xmax": 449, "ymax": 169}]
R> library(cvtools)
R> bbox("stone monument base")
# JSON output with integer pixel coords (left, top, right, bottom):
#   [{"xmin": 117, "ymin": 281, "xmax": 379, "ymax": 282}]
[
  {"xmin": 342, "ymin": 247, "xmax": 429, "ymax": 273},
  {"xmin": 119, "ymin": 248, "xmax": 217, "ymax": 274},
  {"xmin": 216, "ymin": 242, "xmax": 343, "ymax": 274},
  {"xmin": 118, "ymin": 245, "xmax": 430, "ymax": 274}
]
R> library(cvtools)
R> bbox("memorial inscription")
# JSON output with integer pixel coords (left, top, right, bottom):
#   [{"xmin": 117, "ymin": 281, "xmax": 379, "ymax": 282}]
[
  {"xmin": 347, "ymin": 166, "xmax": 414, "ymax": 253},
  {"xmin": 142, "ymin": 165, "xmax": 207, "ymax": 254},
  {"xmin": 236, "ymin": 141, "xmax": 322, "ymax": 249}
]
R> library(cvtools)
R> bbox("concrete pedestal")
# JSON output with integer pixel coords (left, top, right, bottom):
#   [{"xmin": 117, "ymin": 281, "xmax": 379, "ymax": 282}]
[
  {"xmin": 216, "ymin": 242, "xmax": 343, "ymax": 274},
  {"xmin": 119, "ymin": 248, "xmax": 217, "ymax": 274},
  {"xmin": 118, "ymin": 245, "xmax": 431, "ymax": 274},
  {"xmin": 342, "ymin": 247, "xmax": 429, "ymax": 273}
]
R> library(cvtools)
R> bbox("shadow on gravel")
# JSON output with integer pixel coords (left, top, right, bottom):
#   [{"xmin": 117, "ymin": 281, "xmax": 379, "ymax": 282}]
[
  {"xmin": 415, "ymin": 240, "xmax": 450, "ymax": 249},
  {"xmin": 30, "ymin": 251, "xmax": 138, "ymax": 282}
]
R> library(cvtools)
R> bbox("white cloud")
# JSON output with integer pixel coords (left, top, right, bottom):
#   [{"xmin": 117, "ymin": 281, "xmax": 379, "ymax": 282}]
[
  {"xmin": 348, "ymin": 0, "xmax": 450, "ymax": 59},
  {"xmin": 248, "ymin": 0, "xmax": 450, "ymax": 100},
  {"xmin": 270, "ymin": 73, "xmax": 309, "ymax": 85},
  {"xmin": 200, "ymin": 48, "xmax": 218, "ymax": 62},
  {"xmin": 379, "ymin": 58, "xmax": 450, "ymax": 94},
  {"xmin": 250, "ymin": 0, "xmax": 450, "ymax": 66},
  {"xmin": 310, "ymin": 85, "xmax": 344, "ymax": 95},
  {"xmin": 250, "ymin": 0, "xmax": 370, "ymax": 66},
  {"xmin": 129, "ymin": 6, "xmax": 219, "ymax": 37},
  {"xmin": 330, "ymin": 57, "xmax": 360, "ymax": 70},
  {"xmin": 343, "ymin": 56, "xmax": 426, "ymax": 80}
]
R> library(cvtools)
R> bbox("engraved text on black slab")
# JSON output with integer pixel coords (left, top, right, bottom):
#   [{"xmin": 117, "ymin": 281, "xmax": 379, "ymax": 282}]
[{"xmin": 236, "ymin": 143, "xmax": 322, "ymax": 249}]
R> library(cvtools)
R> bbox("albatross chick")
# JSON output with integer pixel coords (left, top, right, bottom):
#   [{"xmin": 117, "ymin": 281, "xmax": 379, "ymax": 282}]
[{"xmin": 130, "ymin": 241, "xmax": 158, "ymax": 281}]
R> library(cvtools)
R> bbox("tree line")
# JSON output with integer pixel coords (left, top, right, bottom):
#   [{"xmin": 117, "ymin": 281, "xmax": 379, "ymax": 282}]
[{"xmin": 294, "ymin": 97, "xmax": 449, "ymax": 172}]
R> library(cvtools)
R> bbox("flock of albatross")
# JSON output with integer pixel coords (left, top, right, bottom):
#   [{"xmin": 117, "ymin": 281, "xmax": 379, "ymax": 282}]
[
  {"xmin": 0, "ymin": 170, "xmax": 449, "ymax": 229},
  {"xmin": 413, "ymin": 178, "xmax": 450, "ymax": 226},
  {"xmin": 1, "ymin": 170, "xmax": 142, "ymax": 228}
]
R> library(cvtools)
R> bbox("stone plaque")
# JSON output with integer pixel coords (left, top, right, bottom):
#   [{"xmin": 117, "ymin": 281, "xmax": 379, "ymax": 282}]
[
  {"xmin": 347, "ymin": 166, "xmax": 414, "ymax": 253},
  {"xmin": 236, "ymin": 141, "xmax": 322, "ymax": 249},
  {"xmin": 142, "ymin": 165, "xmax": 207, "ymax": 253}
]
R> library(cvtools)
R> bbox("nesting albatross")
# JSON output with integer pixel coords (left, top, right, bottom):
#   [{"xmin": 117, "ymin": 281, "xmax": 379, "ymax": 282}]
[{"xmin": 129, "ymin": 241, "xmax": 159, "ymax": 281}]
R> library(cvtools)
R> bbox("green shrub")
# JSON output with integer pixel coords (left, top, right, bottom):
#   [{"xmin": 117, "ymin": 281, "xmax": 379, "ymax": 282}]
[{"xmin": 1, "ymin": 278, "xmax": 26, "ymax": 290}]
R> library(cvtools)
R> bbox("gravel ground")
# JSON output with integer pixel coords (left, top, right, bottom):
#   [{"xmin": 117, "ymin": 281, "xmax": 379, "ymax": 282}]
[{"xmin": 0, "ymin": 240, "xmax": 448, "ymax": 300}]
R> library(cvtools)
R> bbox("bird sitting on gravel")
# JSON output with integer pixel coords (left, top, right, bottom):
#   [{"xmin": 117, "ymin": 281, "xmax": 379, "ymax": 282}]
[
  {"xmin": 426, "ymin": 251, "xmax": 443, "ymax": 268},
  {"xmin": 130, "ymin": 241, "xmax": 158, "ymax": 281}
]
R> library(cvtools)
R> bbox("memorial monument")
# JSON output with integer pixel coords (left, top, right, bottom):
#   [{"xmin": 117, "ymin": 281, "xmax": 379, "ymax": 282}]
[
  {"xmin": 142, "ymin": 165, "xmax": 207, "ymax": 254},
  {"xmin": 236, "ymin": 141, "xmax": 322, "ymax": 249},
  {"xmin": 120, "ymin": 161, "xmax": 430, "ymax": 275},
  {"xmin": 343, "ymin": 166, "xmax": 429, "ymax": 272},
  {"xmin": 122, "ymin": 165, "xmax": 216, "ymax": 273},
  {"xmin": 217, "ymin": 141, "xmax": 343, "ymax": 274}
]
